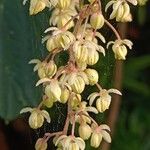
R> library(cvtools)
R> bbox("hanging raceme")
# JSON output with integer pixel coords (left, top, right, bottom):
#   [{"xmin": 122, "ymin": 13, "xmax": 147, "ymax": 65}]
[{"xmin": 20, "ymin": 0, "xmax": 142, "ymax": 149}]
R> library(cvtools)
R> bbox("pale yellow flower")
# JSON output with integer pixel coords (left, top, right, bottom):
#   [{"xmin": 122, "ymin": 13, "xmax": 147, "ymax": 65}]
[
  {"xmin": 107, "ymin": 39, "xmax": 133, "ymax": 60},
  {"xmin": 85, "ymin": 69, "xmax": 99, "ymax": 85},
  {"xmin": 137, "ymin": 0, "xmax": 148, "ymax": 5},
  {"xmin": 105, "ymin": 0, "xmax": 137, "ymax": 22},
  {"xmin": 78, "ymin": 123, "xmax": 92, "ymax": 140},
  {"xmin": 29, "ymin": 59, "xmax": 57, "ymax": 79},
  {"xmin": 88, "ymin": 88, "xmax": 122, "ymax": 112},
  {"xmin": 90, "ymin": 124, "xmax": 111, "ymax": 148},
  {"xmin": 43, "ymin": 27, "xmax": 75, "ymax": 51},
  {"xmin": 20, "ymin": 107, "xmax": 50, "ymax": 129},
  {"xmin": 55, "ymin": 135, "xmax": 85, "ymax": 150},
  {"xmin": 23, "ymin": 0, "xmax": 57, "ymax": 15}
]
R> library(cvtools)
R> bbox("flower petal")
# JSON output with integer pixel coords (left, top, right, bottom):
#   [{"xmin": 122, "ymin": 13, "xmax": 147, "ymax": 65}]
[{"xmin": 20, "ymin": 107, "xmax": 33, "ymax": 114}]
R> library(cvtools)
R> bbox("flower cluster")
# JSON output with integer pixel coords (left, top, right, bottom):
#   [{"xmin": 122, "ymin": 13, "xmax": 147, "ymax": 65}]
[{"xmin": 20, "ymin": 0, "xmax": 142, "ymax": 149}]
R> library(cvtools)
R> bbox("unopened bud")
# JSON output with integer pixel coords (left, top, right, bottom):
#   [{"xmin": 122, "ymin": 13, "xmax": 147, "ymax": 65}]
[
  {"xmin": 60, "ymin": 88, "xmax": 70, "ymax": 104},
  {"xmin": 90, "ymin": 13, "xmax": 104, "ymax": 29},
  {"xmin": 35, "ymin": 138, "xmax": 47, "ymax": 150},
  {"xmin": 85, "ymin": 69, "xmax": 99, "ymax": 85},
  {"xmin": 90, "ymin": 132, "xmax": 102, "ymax": 148},
  {"xmin": 29, "ymin": 0, "xmax": 46, "ymax": 15},
  {"xmin": 79, "ymin": 124, "xmax": 92, "ymax": 140}
]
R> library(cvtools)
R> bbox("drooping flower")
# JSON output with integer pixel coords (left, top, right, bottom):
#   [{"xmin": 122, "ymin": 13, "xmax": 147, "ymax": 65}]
[
  {"xmin": 105, "ymin": 0, "xmax": 137, "ymax": 22},
  {"xmin": 85, "ymin": 69, "xmax": 99, "ymax": 85},
  {"xmin": 50, "ymin": 2, "xmax": 77, "ymax": 30},
  {"xmin": 55, "ymin": 135, "xmax": 85, "ymax": 150},
  {"xmin": 29, "ymin": 59, "xmax": 57, "ymax": 79},
  {"xmin": 78, "ymin": 123, "xmax": 92, "ymax": 140},
  {"xmin": 88, "ymin": 88, "xmax": 122, "ymax": 112},
  {"xmin": 23, "ymin": 0, "xmax": 57, "ymax": 15},
  {"xmin": 107, "ymin": 39, "xmax": 133, "ymax": 60},
  {"xmin": 90, "ymin": 124, "xmax": 111, "ymax": 148},
  {"xmin": 20, "ymin": 107, "xmax": 50, "ymax": 129},
  {"xmin": 43, "ymin": 27, "xmax": 75, "ymax": 52},
  {"xmin": 90, "ymin": 13, "xmax": 105, "ymax": 29}
]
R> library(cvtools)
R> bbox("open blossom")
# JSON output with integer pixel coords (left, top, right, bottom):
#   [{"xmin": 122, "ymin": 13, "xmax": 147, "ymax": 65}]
[
  {"xmin": 55, "ymin": 135, "xmax": 85, "ymax": 150},
  {"xmin": 23, "ymin": 0, "xmax": 57, "ymax": 15},
  {"xmin": 20, "ymin": 107, "xmax": 50, "ymax": 129},
  {"xmin": 43, "ymin": 27, "xmax": 75, "ymax": 52},
  {"xmin": 90, "ymin": 124, "xmax": 111, "ymax": 148},
  {"xmin": 105, "ymin": 0, "xmax": 137, "ymax": 22},
  {"xmin": 88, "ymin": 88, "xmax": 122, "ymax": 112},
  {"xmin": 29, "ymin": 59, "xmax": 57, "ymax": 79},
  {"xmin": 73, "ymin": 39, "xmax": 105, "ymax": 65},
  {"xmin": 50, "ymin": 1, "xmax": 77, "ymax": 30},
  {"xmin": 107, "ymin": 39, "xmax": 133, "ymax": 60}
]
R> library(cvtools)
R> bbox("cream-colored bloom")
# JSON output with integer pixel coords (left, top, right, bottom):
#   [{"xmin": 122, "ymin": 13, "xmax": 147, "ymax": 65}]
[
  {"xmin": 78, "ymin": 123, "xmax": 92, "ymax": 140},
  {"xmin": 73, "ymin": 40, "xmax": 105, "ymax": 64},
  {"xmin": 90, "ymin": 13, "xmax": 105, "ymax": 29},
  {"xmin": 75, "ymin": 101, "xmax": 98, "ymax": 124},
  {"xmin": 50, "ymin": 5, "xmax": 77, "ymax": 30},
  {"xmin": 43, "ymin": 27, "xmax": 75, "ymax": 51},
  {"xmin": 88, "ymin": 88, "xmax": 122, "ymax": 112},
  {"xmin": 70, "ymin": 94, "xmax": 81, "ymax": 110},
  {"xmin": 23, "ymin": 0, "xmax": 56, "ymax": 15},
  {"xmin": 45, "ymin": 79, "xmax": 62, "ymax": 100},
  {"xmin": 20, "ymin": 107, "xmax": 50, "ymax": 129},
  {"xmin": 57, "ymin": 0, "xmax": 71, "ymax": 9},
  {"xmin": 55, "ymin": 135, "xmax": 85, "ymax": 150},
  {"xmin": 90, "ymin": 124, "xmax": 111, "ymax": 148},
  {"xmin": 35, "ymin": 138, "xmax": 48, "ymax": 150},
  {"xmin": 60, "ymin": 87, "xmax": 70, "ymax": 104},
  {"xmin": 105, "ymin": 0, "xmax": 137, "ymax": 22},
  {"xmin": 43, "ymin": 96, "xmax": 54, "ymax": 108},
  {"xmin": 107, "ymin": 39, "xmax": 133, "ymax": 60},
  {"xmin": 85, "ymin": 69, "xmax": 99, "ymax": 85},
  {"xmin": 60, "ymin": 72, "xmax": 89, "ymax": 94},
  {"xmin": 29, "ymin": 59, "xmax": 57, "ymax": 79}
]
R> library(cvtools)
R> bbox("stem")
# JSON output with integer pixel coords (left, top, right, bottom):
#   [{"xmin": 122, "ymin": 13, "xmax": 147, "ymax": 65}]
[
  {"xmin": 104, "ymin": 19, "xmax": 121, "ymax": 40},
  {"xmin": 96, "ymin": 83, "xmax": 102, "ymax": 91},
  {"xmin": 45, "ymin": 131, "xmax": 63, "ymax": 141}
]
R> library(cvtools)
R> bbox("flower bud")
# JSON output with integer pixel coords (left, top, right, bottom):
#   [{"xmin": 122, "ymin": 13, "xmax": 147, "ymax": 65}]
[
  {"xmin": 79, "ymin": 124, "xmax": 92, "ymax": 140},
  {"xmin": 29, "ymin": 0, "xmax": 46, "ymax": 15},
  {"xmin": 69, "ymin": 142, "xmax": 79, "ymax": 150},
  {"xmin": 71, "ymin": 76, "xmax": 85, "ymax": 94},
  {"xmin": 87, "ymin": 51, "xmax": 99, "ymax": 65},
  {"xmin": 46, "ymin": 37, "xmax": 60, "ymax": 52},
  {"xmin": 96, "ymin": 97, "xmax": 111, "ymax": 112},
  {"xmin": 57, "ymin": 0, "xmax": 71, "ymax": 9},
  {"xmin": 35, "ymin": 138, "xmax": 47, "ymax": 150},
  {"xmin": 45, "ymin": 80, "xmax": 61, "ymax": 100},
  {"xmin": 38, "ymin": 62, "xmax": 47, "ymax": 79},
  {"xmin": 71, "ymin": 94, "xmax": 81, "ymax": 110},
  {"xmin": 113, "ymin": 45, "xmax": 127, "ymax": 60},
  {"xmin": 90, "ymin": 132, "xmax": 102, "ymax": 148},
  {"xmin": 85, "ymin": 69, "xmax": 99, "ymax": 85},
  {"xmin": 29, "ymin": 110, "xmax": 44, "ymax": 129},
  {"xmin": 90, "ymin": 13, "xmax": 104, "ymax": 29},
  {"xmin": 45, "ymin": 61, "xmax": 57, "ymax": 78},
  {"xmin": 60, "ymin": 88, "xmax": 70, "ymax": 104},
  {"xmin": 43, "ymin": 97, "xmax": 54, "ymax": 108}
]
